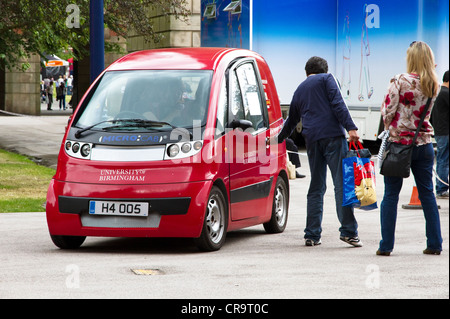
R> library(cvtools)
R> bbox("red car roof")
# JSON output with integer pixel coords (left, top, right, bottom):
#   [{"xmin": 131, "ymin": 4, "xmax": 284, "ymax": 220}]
[{"xmin": 107, "ymin": 47, "xmax": 241, "ymax": 71}]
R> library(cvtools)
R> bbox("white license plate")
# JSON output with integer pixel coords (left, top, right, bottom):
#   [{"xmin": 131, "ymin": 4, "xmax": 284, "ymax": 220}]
[{"xmin": 89, "ymin": 201, "xmax": 149, "ymax": 217}]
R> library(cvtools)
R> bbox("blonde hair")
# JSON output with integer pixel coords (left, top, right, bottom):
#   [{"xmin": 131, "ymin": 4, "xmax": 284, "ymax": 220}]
[{"xmin": 407, "ymin": 41, "xmax": 439, "ymax": 98}]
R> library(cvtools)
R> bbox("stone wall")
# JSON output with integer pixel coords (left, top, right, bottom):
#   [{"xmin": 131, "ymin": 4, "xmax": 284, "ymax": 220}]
[
  {"xmin": 127, "ymin": 0, "xmax": 201, "ymax": 52},
  {"xmin": 0, "ymin": 67, "xmax": 5, "ymax": 111},
  {"xmin": 2, "ymin": 54, "xmax": 41, "ymax": 115}
]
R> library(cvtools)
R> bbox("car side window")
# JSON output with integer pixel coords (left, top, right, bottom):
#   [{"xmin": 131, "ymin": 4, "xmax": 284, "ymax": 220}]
[
  {"xmin": 229, "ymin": 61, "xmax": 267, "ymax": 131},
  {"xmin": 216, "ymin": 78, "xmax": 228, "ymax": 137},
  {"xmin": 230, "ymin": 70, "xmax": 245, "ymax": 121}
]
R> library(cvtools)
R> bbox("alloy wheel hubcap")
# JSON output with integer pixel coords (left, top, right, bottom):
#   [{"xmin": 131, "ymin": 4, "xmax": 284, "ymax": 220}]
[
  {"xmin": 206, "ymin": 196, "xmax": 224, "ymax": 244},
  {"xmin": 274, "ymin": 186, "xmax": 286, "ymax": 226}
]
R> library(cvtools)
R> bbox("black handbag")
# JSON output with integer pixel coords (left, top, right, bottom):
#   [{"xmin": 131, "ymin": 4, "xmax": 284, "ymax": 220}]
[
  {"xmin": 380, "ymin": 96, "xmax": 433, "ymax": 178},
  {"xmin": 346, "ymin": 141, "xmax": 372, "ymax": 159}
]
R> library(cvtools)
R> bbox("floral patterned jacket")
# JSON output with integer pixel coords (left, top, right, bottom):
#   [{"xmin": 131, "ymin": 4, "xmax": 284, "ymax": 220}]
[{"xmin": 381, "ymin": 73, "xmax": 435, "ymax": 146}]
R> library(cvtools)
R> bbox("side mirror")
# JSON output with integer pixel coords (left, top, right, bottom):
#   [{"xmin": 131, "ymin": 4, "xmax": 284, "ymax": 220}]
[{"xmin": 228, "ymin": 119, "xmax": 253, "ymax": 130}]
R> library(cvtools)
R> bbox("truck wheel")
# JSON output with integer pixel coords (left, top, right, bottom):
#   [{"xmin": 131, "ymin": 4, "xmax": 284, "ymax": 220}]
[
  {"xmin": 194, "ymin": 186, "xmax": 228, "ymax": 252},
  {"xmin": 264, "ymin": 177, "xmax": 289, "ymax": 233},
  {"xmin": 50, "ymin": 235, "xmax": 86, "ymax": 249}
]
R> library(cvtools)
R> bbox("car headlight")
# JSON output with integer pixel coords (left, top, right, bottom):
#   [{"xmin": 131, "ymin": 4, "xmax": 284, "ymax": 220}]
[
  {"xmin": 72, "ymin": 143, "xmax": 80, "ymax": 153},
  {"xmin": 64, "ymin": 140, "xmax": 93, "ymax": 160},
  {"xmin": 167, "ymin": 144, "xmax": 180, "ymax": 158},
  {"xmin": 80, "ymin": 144, "xmax": 91, "ymax": 157},
  {"xmin": 181, "ymin": 143, "xmax": 192, "ymax": 153},
  {"xmin": 193, "ymin": 141, "xmax": 203, "ymax": 151},
  {"xmin": 164, "ymin": 140, "xmax": 203, "ymax": 160}
]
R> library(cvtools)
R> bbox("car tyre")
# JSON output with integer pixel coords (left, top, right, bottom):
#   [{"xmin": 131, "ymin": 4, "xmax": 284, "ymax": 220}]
[
  {"xmin": 50, "ymin": 235, "xmax": 86, "ymax": 249},
  {"xmin": 264, "ymin": 177, "xmax": 289, "ymax": 233},
  {"xmin": 194, "ymin": 186, "xmax": 228, "ymax": 252}
]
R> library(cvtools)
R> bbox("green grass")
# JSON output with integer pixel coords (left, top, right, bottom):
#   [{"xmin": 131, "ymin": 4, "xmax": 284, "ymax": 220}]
[{"xmin": 0, "ymin": 149, "xmax": 55, "ymax": 213}]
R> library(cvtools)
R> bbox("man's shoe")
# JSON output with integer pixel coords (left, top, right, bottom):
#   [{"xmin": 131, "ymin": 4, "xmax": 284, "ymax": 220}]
[
  {"xmin": 423, "ymin": 248, "xmax": 441, "ymax": 255},
  {"xmin": 340, "ymin": 236, "xmax": 363, "ymax": 247},
  {"xmin": 436, "ymin": 191, "xmax": 449, "ymax": 199},
  {"xmin": 305, "ymin": 238, "xmax": 321, "ymax": 246},
  {"xmin": 296, "ymin": 172, "xmax": 306, "ymax": 178}
]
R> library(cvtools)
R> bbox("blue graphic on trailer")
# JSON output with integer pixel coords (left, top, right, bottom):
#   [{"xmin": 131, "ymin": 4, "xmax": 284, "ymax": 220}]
[
  {"xmin": 201, "ymin": 0, "xmax": 449, "ymax": 107},
  {"xmin": 201, "ymin": 0, "xmax": 251, "ymax": 49},
  {"xmin": 251, "ymin": 0, "xmax": 337, "ymax": 104},
  {"xmin": 336, "ymin": 0, "xmax": 449, "ymax": 108}
]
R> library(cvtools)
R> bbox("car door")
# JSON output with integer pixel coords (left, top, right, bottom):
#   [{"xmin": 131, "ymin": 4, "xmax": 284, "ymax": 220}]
[{"xmin": 226, "ymin": 58, "xmax": 272, "ymax": 221}]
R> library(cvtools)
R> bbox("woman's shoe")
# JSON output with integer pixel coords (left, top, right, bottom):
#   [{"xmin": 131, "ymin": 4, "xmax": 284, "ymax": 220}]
[
  {"xmin": 376, "ymin": 250, "xmax": 391, "ymax": 256},
  {"xmin": 423, "ymin": 248, "xmax": 441, "ymax": 255}
]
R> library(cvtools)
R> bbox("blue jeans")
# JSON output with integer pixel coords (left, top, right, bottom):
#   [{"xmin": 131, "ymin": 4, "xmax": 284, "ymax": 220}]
[
  {"xmin": 379, "ymin": 143, "xmax": 443, "ymax": 252},
  {"xmin": 305, "ymin": 136, "xmax": 358, "ymax": 240},
  {"xmin": 435, "ymin": 135, "xmax": 449, "ymax": 194},
  {"xmin": 59, "ymin": 95, "xmax": 66, "ymax": 110}
]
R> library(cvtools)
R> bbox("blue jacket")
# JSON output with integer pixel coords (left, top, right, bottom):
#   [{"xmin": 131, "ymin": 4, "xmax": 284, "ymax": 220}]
[{"xmin": 278, "ymin": 73, "xmax": 358, "ymax": 145}]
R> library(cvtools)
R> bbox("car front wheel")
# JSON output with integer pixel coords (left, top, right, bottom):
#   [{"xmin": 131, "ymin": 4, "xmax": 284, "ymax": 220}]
[
  {"xmin": 50, "ymin": 235, "xmax": 86, "ymax": 249},
  {"xmin": 194, "ymin": 186, "xmax": 228, "ymax": 252}
]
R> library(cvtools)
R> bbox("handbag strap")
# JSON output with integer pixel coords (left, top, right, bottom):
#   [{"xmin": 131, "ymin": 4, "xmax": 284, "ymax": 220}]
[{"xmin": 412, "ymin": 95, "xmax": 433, "ymax": 145}]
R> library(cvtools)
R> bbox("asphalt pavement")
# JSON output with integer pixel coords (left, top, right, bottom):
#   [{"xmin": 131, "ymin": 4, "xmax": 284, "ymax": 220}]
[
  {"xmin": 0, "ymin": 106, "xmax": 448, "ymax": 299},
  {"xmin": 0, "ymin": 104, "xmax": 72, "ymax": 169}
]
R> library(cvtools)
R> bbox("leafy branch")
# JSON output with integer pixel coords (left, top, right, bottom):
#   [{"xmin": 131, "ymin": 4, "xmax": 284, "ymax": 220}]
[{"xmin": 0, "ymin": 0, "xmax": 190, "ymax": 71}]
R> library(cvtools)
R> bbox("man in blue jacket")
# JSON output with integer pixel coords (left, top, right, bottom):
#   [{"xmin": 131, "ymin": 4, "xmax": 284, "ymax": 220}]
[{"xmin": 276, "ymin": 56, "xmax": 362, "ymax": 247}]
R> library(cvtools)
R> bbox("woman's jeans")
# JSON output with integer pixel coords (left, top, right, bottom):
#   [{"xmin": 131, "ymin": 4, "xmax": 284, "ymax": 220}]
[
  {"xmin": 379, "ymin": 143, "xmax": 443, "ymax": 252},
  {"xmin": 305, "ymin": 136, "xmax": 358, "ymax": 241}
]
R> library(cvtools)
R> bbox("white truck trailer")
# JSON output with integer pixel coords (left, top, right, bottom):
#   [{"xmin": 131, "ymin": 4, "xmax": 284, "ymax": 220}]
[{"xmin": 201, "ymin": 0, "xmax": 449, "ymax": 141}]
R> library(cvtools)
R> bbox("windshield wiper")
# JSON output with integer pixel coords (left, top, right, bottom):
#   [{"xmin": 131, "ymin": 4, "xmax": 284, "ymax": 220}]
[
  {"xmin": 104, "ymin": 119, "xmax": 177, "ymax": 130},
  {"xmin": 74, "ymin": 119, "xmax": 176, "ymax": 138},
  {"xmin": 75, "ymin": 120, "xmax": 116, "ymax": 138}
]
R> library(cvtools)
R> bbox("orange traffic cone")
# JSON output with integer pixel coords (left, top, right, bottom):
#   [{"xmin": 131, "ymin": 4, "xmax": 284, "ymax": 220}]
[
  {"xmin": 402, "ymin": 186, "xmax": 441, "ymax": 210},
  {"xmin": 402, "ymin": 186, "xmax": 422, "ymax": 209}
]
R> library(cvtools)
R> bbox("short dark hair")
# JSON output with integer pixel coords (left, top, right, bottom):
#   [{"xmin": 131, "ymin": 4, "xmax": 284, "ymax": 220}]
[
  {"xmin": 305, "ymin": 56, "xmax": 328, "ymax": 76},
  {"xmin": 443, "ymin": 70, "xmax": 449, "ymax": 83}
]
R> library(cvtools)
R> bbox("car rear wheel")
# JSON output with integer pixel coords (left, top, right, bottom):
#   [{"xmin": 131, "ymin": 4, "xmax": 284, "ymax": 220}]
[
  {"xmin": 264, "ymin": 177, "xmax": 289, "ymax": 233},
  {"xmin": 50, "ymin": 235, "xmax": 86, "ymax": 249},
  {"xmin": 194, "ymin": 186, "xmax": 228, "ymax": 252}
]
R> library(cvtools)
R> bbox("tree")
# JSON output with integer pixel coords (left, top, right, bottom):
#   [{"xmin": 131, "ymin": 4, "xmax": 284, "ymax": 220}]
[{"xmin": 0, "ymin": 0, "xmax": 190, "ymax": 71}]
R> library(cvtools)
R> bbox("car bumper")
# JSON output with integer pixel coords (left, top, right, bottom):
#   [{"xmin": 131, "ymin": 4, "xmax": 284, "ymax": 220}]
[{"xmin": 46, "ymin": 179, "xmax": 213, "ymax": 238}]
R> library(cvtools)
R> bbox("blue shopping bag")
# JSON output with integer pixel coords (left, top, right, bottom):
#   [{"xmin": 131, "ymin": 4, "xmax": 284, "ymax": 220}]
[{"xmin": 343, "ymin": 142, "xmax": 378, "ymax": 210}]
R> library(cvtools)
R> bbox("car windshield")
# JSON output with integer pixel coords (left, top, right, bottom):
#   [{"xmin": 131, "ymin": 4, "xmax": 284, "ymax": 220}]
[{"xmin": 75, "ymin": 70, "xmax": 213, "ymax": 131}]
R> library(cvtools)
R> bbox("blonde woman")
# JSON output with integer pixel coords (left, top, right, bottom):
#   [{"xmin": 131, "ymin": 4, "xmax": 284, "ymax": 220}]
[{"xmin": 377, "ymin": 41, "xmax": 442, "ymax": 256}]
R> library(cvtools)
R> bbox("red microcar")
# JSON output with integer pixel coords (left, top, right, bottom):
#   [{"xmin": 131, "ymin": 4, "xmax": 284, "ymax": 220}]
[{"xmin": 46, "ymin": 48, "xmax": 289, "ymax": 251}]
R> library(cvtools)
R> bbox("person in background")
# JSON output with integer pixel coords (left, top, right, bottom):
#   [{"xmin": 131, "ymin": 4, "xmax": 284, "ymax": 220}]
[
  {"xmin": 67, "ymin": 75, "xmax": 73, "ymax": 96},
  {"xmin": 431, "ymin": 70, "xmax": 449, "ymax": 199},
  {"xmin": 57, "ymin": 81, "xmax": 67, "ymax": 110},
  {"xmin": 377, "ymin": 41, "xmax": 442, "ymax": 256},
  {"xmin": 285, "ymin": 138, "xmax": 306, "ymax": 178},
  {"xmin": 46, "ymin": 81, "xmax": 54, "ymax": 111},
  {"xmin": 275, "ymin": 56, "xmax": 362, "ymax": 248},
  {"xmin": 40, "ymin": 80, "xmax": 47, "ymax": 103},
  {"xmin": 57, "ymin": 75, "xmax": 64, "ymax": 86}
]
